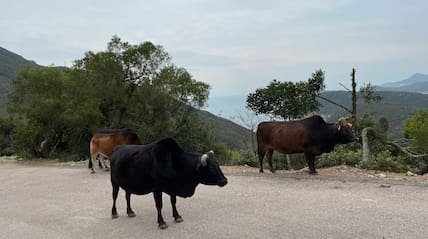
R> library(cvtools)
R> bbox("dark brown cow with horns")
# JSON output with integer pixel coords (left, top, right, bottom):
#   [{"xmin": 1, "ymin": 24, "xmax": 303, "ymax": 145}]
[
  {"xmin": 89, "ymin": 128, "xmax": 141, "ymax": 173},
  {"xmin": 257, "ymin": 115, "xmax": 357, "ymax": 174}
]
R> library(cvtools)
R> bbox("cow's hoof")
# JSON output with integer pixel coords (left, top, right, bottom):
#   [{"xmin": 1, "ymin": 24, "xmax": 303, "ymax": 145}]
[
  {"xmin": 270, "ymin": 169, "xmax": 276, "ymax": 173},
  {"xmin": 159, "ymin": 223, "xmax": 168, "ymax": 229},
  {"xmin": 105, "ymin": 168, "xmax": 110, "ymax": 172},
  {"xmin": 112, "ymin": 214, "xmax": 119, "ymax": 219},
  {"xmin": 309, "ymin": 171, "xmax": 318, "ymax": 175},
  {"xmin": 127, "ymin": 212, "xmax": 136, "ymax": 217},
  {"xmin": 259, "ymin": 170, "xmax": 264, "ymax": 173},
  {"xmin": 91, "ymin": 171, "xmax": 95, "ymax": 174},
  {"xmin": 174, "ymin": 216, "xmax": 184, "ymax": 223}
]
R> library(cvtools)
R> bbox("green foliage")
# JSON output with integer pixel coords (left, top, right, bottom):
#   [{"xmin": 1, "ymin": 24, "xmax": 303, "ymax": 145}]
[
  {"xmin": 317, "ymin": 145, "xmax": 362, "ymax": 168},
  {"xmin": 5, "ymin": 36, "xmax": 217, "ymax": 160},
  {"xmin": 378, "ymin": 117, "xmax": 389, "ymax": 134},
  {"xmin": 0, "ymin": 46, "xmax": 40, "ymax": 79},
  {"xmin": 223, "ymin": 149, "xmax": 258, "ymax": 167},
  {"xmin": 360, "ymin": 151, "xmax": 408, "ymax": 173},
  {"xmin": 246, "ymin": 69, "xmax": 325, "ymax": 119},
  {"xmin": 404, "ymin": 109, "xmax": 428, "ymax": 153},
  {"xmin": 0, "ymin": 47, "xmax": 40, "ymax": 116},
  {"xmin": 7, "ymin": 67, "xmax": 101, "ymax": 158},
  {"xmin": 0, "ymin": 117, "xmax": 14, "ymax": 156},
  {"xmin": 317, "ymin": 146, "xmax": 417, "ymax": 173},
  {"xmin": 317, "ymin": 138, "xmax": 428, "ymax": 173},
  {"xmin": 360, "ymin": 83, "xmax": 383, "ymax": 104}
]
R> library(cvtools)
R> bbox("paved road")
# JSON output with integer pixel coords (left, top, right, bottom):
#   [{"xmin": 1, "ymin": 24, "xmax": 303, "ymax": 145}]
[{"xmin": 1, "ymin": 161, "xmax": 427, "ymax": 239}]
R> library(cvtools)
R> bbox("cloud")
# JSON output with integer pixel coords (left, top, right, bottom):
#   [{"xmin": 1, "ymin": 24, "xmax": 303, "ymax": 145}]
[{"xmin": 1, "ymin": 0, "xmax": 427, "ymax": 95}]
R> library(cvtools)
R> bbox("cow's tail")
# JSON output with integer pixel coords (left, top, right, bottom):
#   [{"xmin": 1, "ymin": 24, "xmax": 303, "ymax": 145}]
[
  {"xmin": 254, "ymin": 122, "xmax": 264, "ymax": 156},
  {"xmin": 88, "ymin": 156, "xmax": 93, "ymax": 169},
  {"xmin": 89, "ymin": 139, "xmax": 94, "ymax": 172}
]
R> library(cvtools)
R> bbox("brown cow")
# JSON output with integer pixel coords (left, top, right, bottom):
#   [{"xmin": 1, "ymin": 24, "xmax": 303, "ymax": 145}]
[
  {"xmin": 257, "ymin": 115, "xmax": 357, "ymax": 174},
  {"xmin": 89, "ymin": 128, "xmax": 141, "ymax": 173}
]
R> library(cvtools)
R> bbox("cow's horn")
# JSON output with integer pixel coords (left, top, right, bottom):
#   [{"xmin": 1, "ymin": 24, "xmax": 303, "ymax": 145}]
[
  {"xmin": 337, "ymin": 125, "xmax": 341, "ymax": 131},
  {"xmin": 201, "ymin": 154, "xmax": 208, "ymax": 167}
]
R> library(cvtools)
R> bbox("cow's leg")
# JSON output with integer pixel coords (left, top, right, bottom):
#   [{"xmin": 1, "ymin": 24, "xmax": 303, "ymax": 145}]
[
  {"xmin": 170, "ymin": 195, "xmax": 183, "ymax": 223},
  {"xmin": 257, "ymin": 147, "xmax": 265, "ymax": 173},
  {"xmin": 153, "ymin": 191, "xmax": 167, "ymax": 229},
  {"xmin": 98, "ymin": 155, "xmax": 103, "ymax": 168},
  {"xmin": 89, "ymin": 155, "xmax": 95, "ymax": 174},
  {"xmin": 111, "ymin": 180, "xmax": 119, "ymax": 219},
  {"xmin": 304, "ymin": 152, "xmax": 318, "ymax": 175},
  {"xmin": 266, "ymin": 149, "xmax": 275, "ymax": 173},
  {"xmin": 99, "ymin": 155, "xmax": 110, "ymax": 171},
  {"xmin": 126, "ymin": 191, "xmax": 136, "ymax": 217}
]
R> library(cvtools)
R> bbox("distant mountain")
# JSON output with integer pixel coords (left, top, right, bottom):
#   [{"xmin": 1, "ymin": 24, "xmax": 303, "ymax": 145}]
[
  {"xmin": 207, "ymin": 91, "xmax": 428, "ymax": 139},
  {"xmin": 376, "ymin": 73, "xmax": 428, "ymax": 93},
  {"xmin": 0, "ymin": 46, "xmax": 40, "ymax": 79}
]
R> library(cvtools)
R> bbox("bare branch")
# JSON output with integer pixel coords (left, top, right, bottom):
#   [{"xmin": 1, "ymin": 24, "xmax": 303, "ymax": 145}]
[
  {"xmin": 339, "ymin": 83, "xmax": 352, "ymax": 92},
  {"xmin": 362, "ymin": 127, "xmax": 428, "ymax": 159},
  {"xmin": 386, "ymin": 141, "xmax": 428, "ymax": 158},
  {"xmin": 316, "ymin": 95, "xmax": 352, "ymax": 113}
]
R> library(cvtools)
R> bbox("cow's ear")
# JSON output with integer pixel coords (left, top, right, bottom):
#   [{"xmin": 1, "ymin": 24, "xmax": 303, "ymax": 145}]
[
  {"xmin": 337, "ymin": 124, "xmax": 341, "ymax": 131},
  {"xmin": 200, "ymin": 153, "xmax": 209, "ymax": 167}
]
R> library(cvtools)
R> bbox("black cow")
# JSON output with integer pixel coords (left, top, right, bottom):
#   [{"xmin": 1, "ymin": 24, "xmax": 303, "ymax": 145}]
[
  {"xmin": 257, "ymin": 115, "xmax": 357, "ymax": 174},
  {"xmin": 110, "ymin": 137, "xmax": 228, "ymax": 229}
]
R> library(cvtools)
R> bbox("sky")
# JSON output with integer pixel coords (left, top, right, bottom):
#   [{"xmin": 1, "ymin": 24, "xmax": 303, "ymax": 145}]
[{"xmin": 1, "ymin": 0, "xmax": 427, "ymax": 96}]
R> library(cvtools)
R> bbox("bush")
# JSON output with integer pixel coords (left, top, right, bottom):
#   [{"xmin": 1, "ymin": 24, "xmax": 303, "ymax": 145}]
[
  {"xmin": 317, "ymin": 145, "xmax": 362, "ymax": 168},
  {"xmin": 0, "ymin": 117, "xmax": 14, "ymax": 156},
  {"xmin": 359, "ymin": 150, "xmax": 407, "ymax": 173},
  {"xmin": 221, "ymin": 149, "xmax": 258, "ymax": 167}
]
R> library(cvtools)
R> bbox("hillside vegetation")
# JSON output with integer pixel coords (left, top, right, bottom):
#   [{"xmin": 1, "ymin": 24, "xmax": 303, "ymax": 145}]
[
  {"xmin": 0, "ymin": 46, "xmax": 251, "ymax": 149},
  {"xmin": 318, "ymin": 91, "xmax": 428, "ymax": 138},
  {"xmin": 0, "ymin": 47, "xmax": 40, "ymax": 115}
]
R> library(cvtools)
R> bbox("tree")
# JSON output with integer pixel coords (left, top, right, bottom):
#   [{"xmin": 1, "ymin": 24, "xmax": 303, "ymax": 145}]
[
  {"xmin": 246, "ymin": 69, "xmax": 325, "ymax": 170},
  {"xmin": 314, "ymin": 68, "xmax": 384, "ymax": 136},
  {"xmin": 246, "ymin": 69, "xmax": 325, "ymax": 120},
  {"xmin": 7, "ymin": 67, "xmax": 101, "ymax": 158},
  {"xmin": 0, "ymin": 116, "xmax": 14, "ymax": 155},
  {"xmin": 7, "ymin": 36, "xmax": 220, "ymax": 159},
  {"xmin": 404, "ymin": 109, "xmax": 428, "ymax": 153},
  {"xmin": 73, "ymin": 35, "xmax": 171, "ymax": 128}
]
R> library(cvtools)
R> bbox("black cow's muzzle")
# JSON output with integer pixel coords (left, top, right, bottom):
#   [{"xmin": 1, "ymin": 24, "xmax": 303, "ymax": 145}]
[{"xmin": 218, "ymin": 177, "xmax": 228, "ymax": 187}]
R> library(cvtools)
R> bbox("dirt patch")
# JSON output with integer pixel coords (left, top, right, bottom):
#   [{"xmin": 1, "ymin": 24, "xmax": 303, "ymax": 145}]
[
  {"xmin": 2, "ymin": 156, "xmax": 427, "ymax": 183},
  {"xmin": 221, "ymin": 164, "xmax": 428, "ymax": 182}
]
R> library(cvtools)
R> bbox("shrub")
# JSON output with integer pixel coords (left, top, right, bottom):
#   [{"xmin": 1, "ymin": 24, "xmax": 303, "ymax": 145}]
[
  {"xmin": 359, "ymin": 150, "xmax": 407, "ymax": 173},
  {"xmin": 317, "ymin": 145, "xmax": 362, "ymax": 168}
]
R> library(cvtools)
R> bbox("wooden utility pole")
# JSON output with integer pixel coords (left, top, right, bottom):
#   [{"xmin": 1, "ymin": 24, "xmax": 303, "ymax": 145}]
[{"xmin": 351, "ymin": 68, "xmax": 357, "ymax": 130}]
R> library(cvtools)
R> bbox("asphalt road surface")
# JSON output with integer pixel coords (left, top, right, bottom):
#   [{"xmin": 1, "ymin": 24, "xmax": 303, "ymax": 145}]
[{"xmin": 1, "ymin": 161, "xmax": 427, "ymax": 239}]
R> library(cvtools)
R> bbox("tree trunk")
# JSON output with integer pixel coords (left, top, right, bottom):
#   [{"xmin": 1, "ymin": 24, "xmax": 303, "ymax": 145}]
[
  {"xmin": 351, "ymin": 68, "xmax": 357, "ymax": 130},
  {"xmin": 286, "ymin": 155, "xmax": 292, "ymax": 170},
  {"xmin": 361, "ymin": 127, "xmax": 373, "ymax": 162}
]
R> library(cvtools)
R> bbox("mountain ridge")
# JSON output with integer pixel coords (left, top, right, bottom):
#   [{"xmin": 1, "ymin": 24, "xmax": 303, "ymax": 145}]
[{"xmin": 376, "ymin": 73, "xmax": 428, "ymax": 93}]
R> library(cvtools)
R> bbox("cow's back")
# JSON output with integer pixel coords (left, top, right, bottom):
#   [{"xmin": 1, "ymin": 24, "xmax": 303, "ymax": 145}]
[
  {"xmin": 257, "ymin": 121, "xmax": 309, "ymax": 154},
  {"xmin": 90, "ymin": 132, "xmax": 141, "ymax": 159}
]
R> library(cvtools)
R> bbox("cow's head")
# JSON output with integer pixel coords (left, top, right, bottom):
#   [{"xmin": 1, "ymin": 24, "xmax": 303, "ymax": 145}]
[
  {"xmin": 336, "ymin": 118, "xmax": 358, "ymax": 143},
  {"xmin": 198, "ymin": 151, "xmax": 228, "ymax": 187}
]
